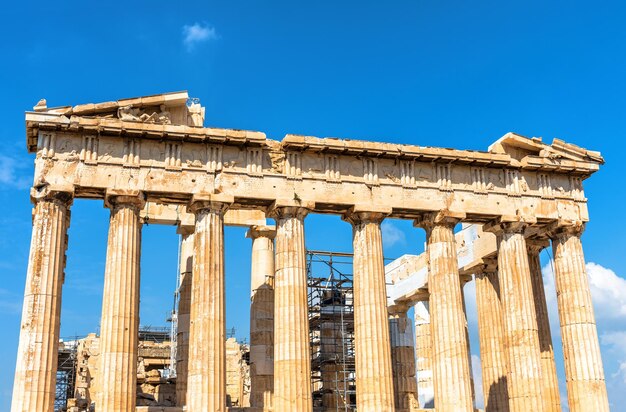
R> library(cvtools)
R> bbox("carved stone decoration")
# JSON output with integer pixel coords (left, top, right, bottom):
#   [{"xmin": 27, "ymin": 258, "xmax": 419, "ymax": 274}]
[
  {"xmin": 324, "ymin": 154, "xmax": 340, "ymax": 181},
  {"xmin": 165, "ymin": 142, "xmax": 182, "ymax": 169},
  {"xmin": 285, "ymin": 151, "xmax": 302, "ymax": 179},
  {"xmin": 539, "ymin": 173, "xmax": 553, "ymax": 198},
  {"xmin": 208, "ymin": 145, "xmax": 223, "ymax": 173},
  {"xmin": 505, "ymin": 169, "xmax": 521, "ymax": 196},
  {"xmin": 472, "ymin": 167, "xmax": 487, "ymax": 193},
  {"xmin": 118, "ymin": 104, "xmax": 172, "ymax": 124},
  {"xmin": 123, "ymin": 139, "xmax": 141, "ymax": 167},
  {"xmin": 80, "ymin": 135, "xmax": 98, "ymax": 164},
  {"xmin": 39, "ymin": 132, "xmax": 55, "ymax": 158},
  {"xmin": 247, "ymin": 148, "xmax": 263, "ymax": 176},
  {"xmin": 363, "ymin": 157, "xmax": 379, "ymax": 185},
  {"xmin": 434, "ymin": 163, "xmax": 452, "ymax": 191},
  {"xmin": 400, "ymin": 160, "xmax": 416, "ymax": 187}
]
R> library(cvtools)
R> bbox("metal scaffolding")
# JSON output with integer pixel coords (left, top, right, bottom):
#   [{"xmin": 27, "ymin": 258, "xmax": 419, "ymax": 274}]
[
  {"xmin": 307, "ymin": 250, "xmax": 356, "ymax": 411},
  {"xmin": 54, "ymin": 339, "xmax": 79, "ymax": 412}
]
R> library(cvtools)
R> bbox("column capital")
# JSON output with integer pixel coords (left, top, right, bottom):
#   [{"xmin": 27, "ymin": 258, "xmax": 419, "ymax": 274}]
[
  {"xmin": 246, "ymin": 225, "xmax": 276, "ymax": 240},
  {"xmin": 104, "ymin": 189, "xmax": 145, "ymax": 210},
  {"xmin": 526, "ymin": 238, "xmax": 550, "ymax": 254},
  {"xmin": 547, "ymin": 220, "xmax": 586, "ymax": 240},
  {"xmin": 478, "ymin": 257, "xmax": 498, "ymax": 274},
  {"xmin": 343, "ymin": 204, "xmax": 391, "ymax": 225},
  {"xmin": 483, "ymin": 215, "xmax": 536, "ymax": 235},
  {"xmin": 177, "ymin": 224, "xmax": 195, "ymax": 236},
  {"xmin": 388, "ymin": 303, "xmax": 410, "ymax": 316},
  {"xmin": 30, "ymin": 186, "xmax": 74, "ymax": 206},
  {"xmin": 188, "ymin": 193, "xmax": 233, "ymax": 215},
  {"xmin": 267, "ymin": 199, "xmax": 314, "ymax": 220},
  {"xmin": 414, "ymin": 210, "xmax": 465, "ymax": 229}
]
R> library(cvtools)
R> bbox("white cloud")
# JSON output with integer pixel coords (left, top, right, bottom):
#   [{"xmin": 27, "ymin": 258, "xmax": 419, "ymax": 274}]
[
  {"xmin": 542, "ymin": 261, "xmax": 626, "ymax": 325},
  {"xmin": 182, "ymin": 22, "xmax": 218, "ymax": 52},
  {"xmin": 0, "ymin": 155, "xmax": 31, "ymax": 189},
  {"xmin": 381, "ymin": 221, "xmax": 405, "ymax": 248}
]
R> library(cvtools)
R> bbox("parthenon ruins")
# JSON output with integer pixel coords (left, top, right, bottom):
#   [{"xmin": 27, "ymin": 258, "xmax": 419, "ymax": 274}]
[{"xmin": 13, "ymin": 91, "xmax": 609, "ymax": 411}]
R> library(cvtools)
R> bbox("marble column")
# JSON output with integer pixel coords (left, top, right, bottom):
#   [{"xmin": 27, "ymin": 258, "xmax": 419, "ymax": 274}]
[
  {"xmin": 98, "ymin": 191, "xmax": 144, "ymax": 412},
  {"xmin": 416, "ymin": 212, "xmax": 473, "ymax": 412},
  {"xmin": 175, "ymin": 226, "xmax": 194, "ymax": 407},
  {"xmin": 345, "ymin": 210, "xmax": 395, "ymax": 412},
  {"xmin": 550, "ymin": 224, "xmax": 609, "ymax": 412},
  {"xmin": 527, "ymin": 241, "xmax": 561, "ymax": 412},
  {"xmin": 11, "ymin": 190, "xmax": 72, "ymax": 412},
  {"xmin": 491, "ymin": 222, "xmax": 544, "ymax": 412},
  {"xmin": 475, "ymin": 265, "xmax": 509, "ymax": 412},
  {"xmin": 186, "ymin": 195, "xmax": 232, "ymax": 412},
  {"xmin": 270, "ymin": 204, "xmax": 313, "ymax": 412},
  {"xmin": 247, "ymin": 225, "xmax": 276, "ymax": 412},
  {"xmin": 414, "ymin": 301, "xmax": 434, "ymax": 409},
  {"xmin": 389, "ymin": 306, "xmax": 418, "ymax": 412}
]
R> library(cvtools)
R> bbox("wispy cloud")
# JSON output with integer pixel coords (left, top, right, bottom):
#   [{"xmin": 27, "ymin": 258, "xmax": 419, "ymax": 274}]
[
  {"xmin": 381, "ymin": 221, "xmax": 406, "ymax": 248},
  {"xmin": 182, "ymin": 22, "xmax": 218, "ymax": 52},
  {"xmin": 0, "ymin": 155, "xmax": 31, "ymax": 190}
]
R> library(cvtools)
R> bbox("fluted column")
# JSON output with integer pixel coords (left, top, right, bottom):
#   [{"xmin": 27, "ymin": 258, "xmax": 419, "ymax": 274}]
[
  {"xmin": 270, "ymin": 204, "xmax": 313, "ymax": 412},
  {"xmin": 186, "ymin": 194, "xmax": 232, "ymax": 412},
  {"xmin": 414, "ymin": 300, "xmax": 434, "ymax": 409},
  {"xmin": 416, "ymin": 212, "xmax": 473, "ymax": 412},
  {"xmin": 489, "ymin": 221, "xmax": 544, "ymax": 412},
  {"xmin": 527, "ymin": 241, "xmax": 561, "ymax": 412},
  {"xmin": 98, "ymin": 191, "xmax": 144, "ymax": 412},
  {"xmin": 389, "ymin": 306, "xmax": 418, "ymax": 412},
  {"xmin": 345, "ymin": 209, "xmax": 395, "ymax": 412},
  {"xmin": 247, "ymin": 225, "xmax": 276, "ymax": 412},
  {"xmin": 11, "ymin": 190, "xmax": 72, "ymax": 412},
  {"xmin": 176, "ymin": 226, "xmax": 194, "ymax": 407},
  {"xmin": 475, "ymin": 264, "xmax": 509, "ymax": 412},
  {"xmin": 550, "ymin": 223, "xmax": 609, "ymax": 412}
]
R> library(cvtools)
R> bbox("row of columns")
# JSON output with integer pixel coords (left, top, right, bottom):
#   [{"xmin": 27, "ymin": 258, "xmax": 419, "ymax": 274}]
[{"xmin": 11, "ymin": 190, "xmax": 611, "ymax": 412}]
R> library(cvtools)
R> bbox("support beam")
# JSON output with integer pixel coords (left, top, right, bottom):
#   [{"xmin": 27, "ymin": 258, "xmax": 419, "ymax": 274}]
[
  {"xmin": 11, "ymin": 190, "xmax": 72, "ymax": 412},
  {"xmin": 186, "ymin": 194, "xmax": 232, "ymax": 411},
  {"xmin": 475, "ymin": 265, "xmax": 509, "ymax": 412},
  {"xmin": 175, "ymin": 226, "xmax": 194, "ymax": 407},
  {"xmin": 389, "ymin": 306, "xmax": 418, "ymax": 412},
  {"xmin": 527, "ymin": 242, "xmax": 561, "ymax": 412},
  {"xmin": 414, "ymin": 301, "xmax": 434, "ymax": 409},
  {"xmin": 271, "ymin": 203, "xmax": 313, "ymax": 412},
  {"xmin": 345, "ymin": 209, "xmax": 395, "ymax": 412},
  {"xmin": 489, "ymin": 221, "xmax": 544, "ymax": 412},
  {"xmin": 247, "ymin": 225, "xmax": 276, "ymax": 412},
  {"xmin": 550, "ymin": 224, "xmax": 609, "ymax": 412},
  {"xmin": 98, "ymin": 191, "xmax": 144, "ymax": 412},
  {"xmin": 416, "ymin": 212, "xmax": 473, "ymax": 412}
]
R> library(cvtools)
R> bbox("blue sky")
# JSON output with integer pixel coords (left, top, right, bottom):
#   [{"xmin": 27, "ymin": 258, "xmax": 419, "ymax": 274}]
[{"xmin": 1, "ymin": 1, "xmax": 625, "ymax": 409}]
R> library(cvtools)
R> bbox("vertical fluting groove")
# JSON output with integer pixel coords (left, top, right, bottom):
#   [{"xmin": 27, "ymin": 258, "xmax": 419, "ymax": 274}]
[
  {"xmin": 551, "ymin": 228, "xmax": 609, "ymax": 412},
  {"xmin": 176, "ymin": 231, "xmax": 194, "ymax": 407},
  {"xmin": 475, "ymin": 271, "xmax": 509, "ymax": 412},
  {"xmin": 528, "ymin": 246, "xmax": 561, "ymax": 412},
  {"xmin": 389, "ymin": 310, "xmax": 418, "ymax": 412},
  {"xmin": 248, "ymin": 226, "xmax": 276, "ymax": 412},
  {"xmin": 272, "ymin": 208, "xmax": 312, "ymax": 412},
  {"xmin": 349, "ymin": 214, "xmax": 395, "ymax": 412},
  {"xmin": 425, "ymin": 221, "xmax": 473, "ymax": 412},
  {"xmin": 12, "ymin": 195, "xmax": 71, "ymax": 412},
  {"xmin": 187, "ymin": 205, "xmax": 227, "ymax": 411},
  {"xmin": 496, "ymin": 228, "xmax": 544, "ymax": 412},
  {"xmin": 414, "ymin": 301, "xmax": 434, "ymax": 409},
  {"xmin": 98, "ymin": 199, "xmax": 142, "ymax": 412}
]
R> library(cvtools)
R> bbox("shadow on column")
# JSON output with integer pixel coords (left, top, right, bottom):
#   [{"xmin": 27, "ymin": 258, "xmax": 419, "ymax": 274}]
[{"xmin": 486, "ymin": 376, "xmax": 510, "ymax": 412}]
